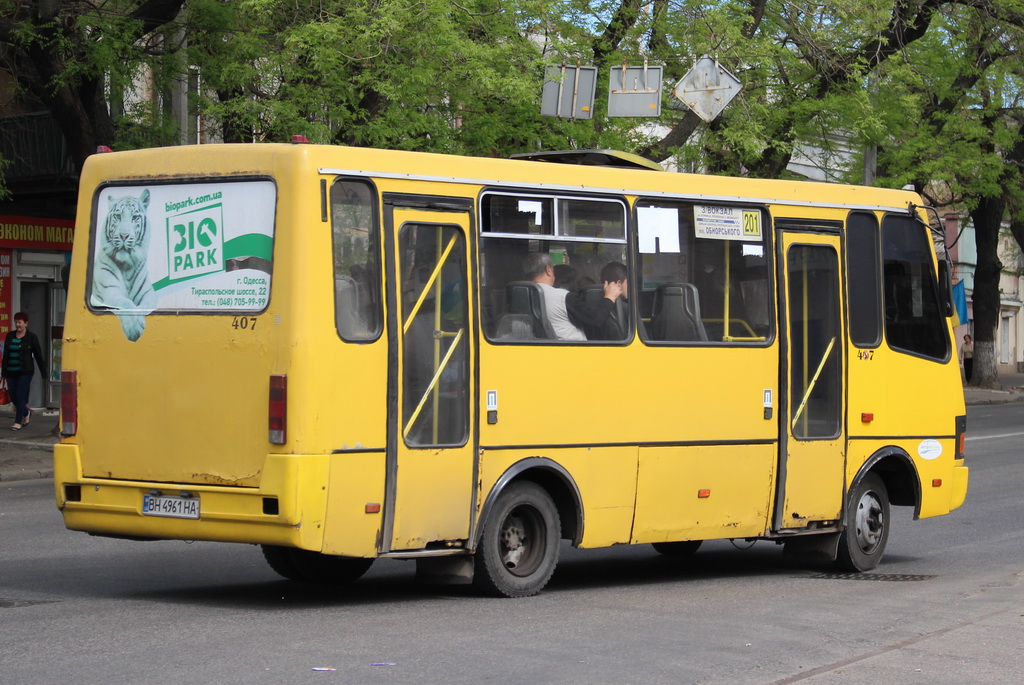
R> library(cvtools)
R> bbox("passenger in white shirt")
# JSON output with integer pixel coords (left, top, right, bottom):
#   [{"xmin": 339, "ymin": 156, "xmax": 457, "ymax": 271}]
[{"xmin": 522, "ymin": 253, "xmax": 623, "ymax": 341}]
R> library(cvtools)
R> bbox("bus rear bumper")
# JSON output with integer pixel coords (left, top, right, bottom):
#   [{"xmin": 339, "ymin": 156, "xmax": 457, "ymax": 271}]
[
  {"xmin": 949, "ymin": 463, "xmax": 969, "ymax": 511},
  {"xmin": 53, "ymin": 444, "xmax": 329, "ymax": 549}
]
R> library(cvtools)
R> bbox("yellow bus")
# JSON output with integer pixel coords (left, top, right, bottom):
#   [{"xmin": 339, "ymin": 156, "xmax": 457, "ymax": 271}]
[{"xmin": 55, "ymin": 143, "xmax": 968, "ymax": 597}]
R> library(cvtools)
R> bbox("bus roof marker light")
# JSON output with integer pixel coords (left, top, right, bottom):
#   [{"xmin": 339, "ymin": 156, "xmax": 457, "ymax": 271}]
[
  {"xmin": 96, "ymin": 145, "xmax": 113, "ymax": 153},
  {"xmin": 269, "ymin": 374, "xmax": 287, "ymax": 444},
  {"xmin": 291, "ymin": 135, "xmax": 309, "ymax": 144}
]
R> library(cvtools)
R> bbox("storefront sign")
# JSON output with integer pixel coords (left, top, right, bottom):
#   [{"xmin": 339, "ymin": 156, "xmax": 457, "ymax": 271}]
[
  {"xmin": 0, "ymin": 215, "xmax": 75, "ymax": 251},
  {"xmin": 0, "ymin": 248, "xmax": 11, "ymax": 335}
]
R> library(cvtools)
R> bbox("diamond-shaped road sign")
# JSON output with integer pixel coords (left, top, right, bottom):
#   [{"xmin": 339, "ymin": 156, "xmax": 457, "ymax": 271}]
[{"xmin": 673, "ymin": 56, "xmax": 742, "ymax": 123}]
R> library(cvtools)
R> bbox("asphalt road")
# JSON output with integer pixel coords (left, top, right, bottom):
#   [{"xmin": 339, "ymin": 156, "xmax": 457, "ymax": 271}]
[{"xmin": 1, "ymin": 404, "xmax": 1022, "ymax": 684}]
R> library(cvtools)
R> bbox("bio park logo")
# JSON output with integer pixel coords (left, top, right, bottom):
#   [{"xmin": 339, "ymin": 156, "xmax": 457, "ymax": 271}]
[{"xmin": 165, "ymin": 192, "xmax": 224, "ymax": 283}]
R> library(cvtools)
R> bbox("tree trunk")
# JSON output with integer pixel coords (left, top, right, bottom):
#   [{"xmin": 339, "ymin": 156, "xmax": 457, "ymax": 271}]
[{"xmin": 968, "ymin": 197, "xmax": 1004, "ymax": 388}]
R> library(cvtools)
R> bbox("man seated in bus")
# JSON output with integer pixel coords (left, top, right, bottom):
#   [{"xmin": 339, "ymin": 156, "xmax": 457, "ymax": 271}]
[
  {"xmin": 523, "ymin": 253, "xmax": 624, "ymax": 341},
  {"xmin": 578, "ymin": 261, "xmax": 630, "ymax": 341}
]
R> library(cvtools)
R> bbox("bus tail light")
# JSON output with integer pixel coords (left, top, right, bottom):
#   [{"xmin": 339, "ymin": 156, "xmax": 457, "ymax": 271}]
[
  {"xmin": 955, "ymin": 414, "xmax": 967, "ymax": 461},
  {"xmin": 269, "ymin": 374, "xmax": 287, "ymax": 444},
  {"xmin": 61, "ymin": 370, "xmax": 78, "ymax": 436}
]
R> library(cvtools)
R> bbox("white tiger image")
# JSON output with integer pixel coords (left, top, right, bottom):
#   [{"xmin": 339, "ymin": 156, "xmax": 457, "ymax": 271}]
[{"xmin": 91, "ymin": 189, "xmax": 157, "ymax": 342}]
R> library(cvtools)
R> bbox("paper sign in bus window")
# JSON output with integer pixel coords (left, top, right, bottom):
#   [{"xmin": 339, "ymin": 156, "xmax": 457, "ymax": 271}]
[
  {"xmin": 694, "ymin": 206, "xmax": 762, "ymax": 241},
  {"xmin": 638, "ymin": 206, "xmax": 680, "ymax": 253}
]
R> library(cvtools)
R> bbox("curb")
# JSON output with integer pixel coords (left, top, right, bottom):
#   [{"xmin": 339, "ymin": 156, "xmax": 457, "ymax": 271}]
[{"xmin": 0, "ymin": 438, "xmax": 58, "ymax": 451}]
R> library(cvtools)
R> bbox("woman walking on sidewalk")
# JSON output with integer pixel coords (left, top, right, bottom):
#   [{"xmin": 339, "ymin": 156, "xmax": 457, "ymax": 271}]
[
  {"xmin": 2, "ymin": 312, "xmax": 46, "ymax": 431},
  {"xmin": 960, "ymin": 333, "xmax": 974, "ymax": 383}
]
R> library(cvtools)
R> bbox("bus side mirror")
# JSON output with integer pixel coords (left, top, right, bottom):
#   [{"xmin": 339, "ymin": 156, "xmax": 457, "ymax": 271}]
[{"xmin": 937, "ymin": 259, "xmax": 953, "ymax": 317}]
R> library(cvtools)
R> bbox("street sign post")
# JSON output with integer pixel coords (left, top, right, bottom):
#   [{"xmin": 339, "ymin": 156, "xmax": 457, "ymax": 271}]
[
  {"xmin": 608, "ymin": 63, "xmax": 663, "ymax": 117},
  {"xmin": 541, "ymin": 65, "xmax": 597, "ymax": 120}
]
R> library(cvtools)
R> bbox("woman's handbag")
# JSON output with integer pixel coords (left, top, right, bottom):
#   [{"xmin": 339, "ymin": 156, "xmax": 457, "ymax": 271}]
[{"xmin": 0, "ymin": 378, "xmax": 9, "ymax": 406}]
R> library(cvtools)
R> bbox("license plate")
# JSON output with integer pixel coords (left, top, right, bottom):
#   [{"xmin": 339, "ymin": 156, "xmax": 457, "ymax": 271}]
[{"xmin": 142, "ymin": 493, "xmax": 200, "ymax": 520}]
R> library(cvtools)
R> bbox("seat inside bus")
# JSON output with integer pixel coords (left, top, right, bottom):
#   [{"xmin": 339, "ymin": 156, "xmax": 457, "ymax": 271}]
[
  {"xmin": 504, "ymin": 281, "xmax": 556, "ymax": 339},
  {"xmin": 649, "ymin": 282, "xmax": 707, "ymax": 342}
]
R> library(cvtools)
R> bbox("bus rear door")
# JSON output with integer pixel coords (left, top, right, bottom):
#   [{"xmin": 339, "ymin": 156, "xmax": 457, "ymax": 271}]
[{"xmin": 382, "ymin": 197, "xmax": 476, "ymax": 552}]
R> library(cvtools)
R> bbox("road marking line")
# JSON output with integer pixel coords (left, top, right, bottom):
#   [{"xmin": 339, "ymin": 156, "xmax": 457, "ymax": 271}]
[{"xmin": 966, "ymin": 431, "xmax": 1024, "ymax": 442}]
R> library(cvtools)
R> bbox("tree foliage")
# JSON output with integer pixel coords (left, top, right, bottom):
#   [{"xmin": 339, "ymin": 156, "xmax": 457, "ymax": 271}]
[
  {"xmin": 0, "ymin": 0, "xmax": 190, "ymax": 170},
  {"xmin": 4, "ymin": 0, "xmax": 1024, "ymax": 382}
]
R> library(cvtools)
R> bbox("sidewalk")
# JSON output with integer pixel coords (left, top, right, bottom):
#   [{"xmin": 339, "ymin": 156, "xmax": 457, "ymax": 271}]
[
  {"xmin": 0, "ymin": 406, "xmax": 61, "ymax": 482},
  {"xmin": 2, "ymin": 372, "xmax": 1023, "ymax": 483},
  {"xmin": 961, "ymin": 370, "xmax": 1024, "ymax": 405}
]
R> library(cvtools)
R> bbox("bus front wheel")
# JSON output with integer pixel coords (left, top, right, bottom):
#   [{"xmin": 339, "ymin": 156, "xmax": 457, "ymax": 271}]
[
  {"xmin": 261, "ymin": 545, "xmax": 373, "ymax": 584},
  {"xmin": 474, "ymin": 481, "xmax": 560, "ymax": 598},
  {"xmin": 836, "ymin": 473, "xmax": 890, "ymax": 572}
]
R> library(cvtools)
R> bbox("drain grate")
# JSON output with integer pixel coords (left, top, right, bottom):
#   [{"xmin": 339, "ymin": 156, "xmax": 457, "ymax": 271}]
[
  {"xmin": 0, "ymin": 598, "xmax": 59, "ymax": 608},
  {"xmin": 807, "ymin": 572, "xmax": 937, "ymax": 582}
]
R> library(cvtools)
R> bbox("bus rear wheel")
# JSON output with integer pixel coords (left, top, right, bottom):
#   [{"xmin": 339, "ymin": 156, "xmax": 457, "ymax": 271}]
[
  {"xmin": 474, "ymin": 481, "xmax": 560, "ymax": 598},
  {"xmin": 836, "ymin": 473, "xmax": 890, "ymax": 572},
  {"xmin": 261, "ymin": 545, "xmax": 373, "ymax": 584}
]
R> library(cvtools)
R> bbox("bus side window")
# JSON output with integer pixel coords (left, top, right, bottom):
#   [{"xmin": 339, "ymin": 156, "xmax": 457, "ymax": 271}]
[
  {"xmin": 480, "ymin": 192, "xmax": 627, "ymax": 343},
  {"xmin": 881, "ymin": 214, "xmax": 949, "ymax": 360},
  {"xmin": 636, "ymin": 201, "xmax": 771, "ymax": 344},
  {"xmin": 330, "ymin": 179, "xmax": 382, "ymax": 341},
  {"xmin": 847, "ymin": 212, "xmax": 882, "ymax": 347}
]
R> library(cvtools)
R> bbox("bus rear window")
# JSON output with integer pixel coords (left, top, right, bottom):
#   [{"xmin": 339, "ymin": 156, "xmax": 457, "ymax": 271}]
[{"xmin": 88, "ymin": 179, "xmax": 276, "ymax": 341}]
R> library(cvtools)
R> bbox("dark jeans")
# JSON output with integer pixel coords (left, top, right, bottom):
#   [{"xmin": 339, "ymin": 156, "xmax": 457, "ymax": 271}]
[
  {"xmin": 8, "ymin": 373, "xmax": 32, "ymax": 424},
  {"xmin": 964, "ymin": 359, "xmax": 973, "ymax": 383}
]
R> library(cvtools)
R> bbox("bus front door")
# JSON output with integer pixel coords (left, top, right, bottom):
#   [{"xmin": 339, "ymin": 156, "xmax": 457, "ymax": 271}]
[
  {"xmin": 383, "ymin": 200, "xmax": 476, "ymax": 552},
  {"xmin": 776, "ymin": 231, "xmax": 846, "ymax": 531}
]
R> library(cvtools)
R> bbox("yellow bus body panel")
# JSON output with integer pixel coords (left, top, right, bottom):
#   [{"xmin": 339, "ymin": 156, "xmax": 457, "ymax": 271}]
[
  {"xmin": 322, "ymin": 452, "xmax": 386, "ymax": 557},
  {"xmin": 633, "ymin": 444, "xmax": 776, "ymax": 542},
  {"xmin": 478, "ymin": 447, "xmax": 640, "ymax": 549}
]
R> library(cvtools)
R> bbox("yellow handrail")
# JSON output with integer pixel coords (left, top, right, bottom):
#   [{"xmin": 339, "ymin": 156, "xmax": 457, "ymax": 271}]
[
  {"xmin": 404, "ymin": 328, "xmax": 464, "ymax": 439},
  {"xmin": 791, "ymin": 336, "xmax": 836, "ymax": 433},
  {"xmin": 402, "ymin": 234, "xmax": 458, "ymax": 334}
]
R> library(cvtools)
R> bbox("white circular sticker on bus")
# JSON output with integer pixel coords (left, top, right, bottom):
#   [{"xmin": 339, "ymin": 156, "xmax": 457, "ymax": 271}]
[{"xmin": 918, "ymin": 439, "xmax": 943, "ymax": 460}]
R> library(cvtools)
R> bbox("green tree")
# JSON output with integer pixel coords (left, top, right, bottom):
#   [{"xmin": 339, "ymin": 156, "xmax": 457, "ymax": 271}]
[
  {"xmin": 0, "ymin": 0, "xmax": 190, "ymax": 172},
  {"xmin": 865, "ymin": 5, "xmax": 1024, "ymax": 387},
  {"xmin": 186, "ymin": 0, "xmax": 634, "ymax": 154}
]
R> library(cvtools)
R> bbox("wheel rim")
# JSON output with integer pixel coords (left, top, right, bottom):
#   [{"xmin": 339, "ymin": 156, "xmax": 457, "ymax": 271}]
[
  {"xmin": 853, "ymin": 489, "xmax": 885, "ymax": 554},
  {"xmin": 498, "ymin": 504, "xmax": 545, "ymax": 576}
]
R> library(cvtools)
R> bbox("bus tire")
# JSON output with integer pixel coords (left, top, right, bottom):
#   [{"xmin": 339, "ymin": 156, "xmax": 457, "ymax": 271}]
[
  {"xmin": 652, "ymin": 540, "xmax": 702, "ymax": 556},
  {"xmin": 474, "ymin": 481, "xmax": 560, "ymax": 598},
  {"xmin": 836, "ymin": 473, "xmax": 890, "ymax": 572},
  {"xmin": 261, "ymin": 545, "xmax": 373, "ymax": 584}
]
